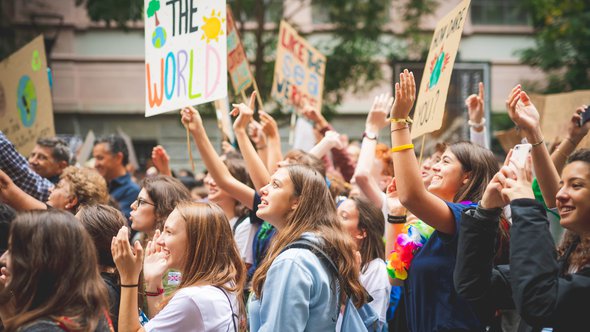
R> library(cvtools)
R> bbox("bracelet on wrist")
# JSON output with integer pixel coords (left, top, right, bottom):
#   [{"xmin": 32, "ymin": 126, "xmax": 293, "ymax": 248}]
[
  {"xmin": 144, "ymin": 287, "xmax": 165, "ymax": 297},
  {"xmin": 391, "ymin": 125, "xmax": 409, "ymax": 133},
  {"xmin": 120, "ymin": 284, "xmax": 139, "ymax": 288},
  {"xmin": 391, "ymin": 143, "xmax": 414, "ymax": 153},
  {"xmin": 531, "ymin": 137, "xmax": 544, "ymax": 147},
  {"xmin": 467, "ymin": 117, "xmax": 486, "ymax": 129},
  {"xmin": 390, "ymin": 117, "xmax": 413, "ymax": 125},
  {"xmin": 565, "ymin": 137, "xmax": 577, "ymax": 148},
  {"xmin": 387, "ymin": 214, "xmax": 407, "ymax": 224}
]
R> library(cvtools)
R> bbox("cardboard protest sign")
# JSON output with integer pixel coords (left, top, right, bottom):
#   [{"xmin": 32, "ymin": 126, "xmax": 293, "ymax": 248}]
[
  {"xmin": 411, "ymin": 0, "xmax": 471, "ymax": 139},
  {"xmin": 0, "ymin": 35, "xmax": 55, "ymax": 156},
  {"xmin": 226, "ymin": 6, "xmax": 253, "ymax": 95},
  {"xmin": 535, "ymin": 90, "xmax": 590, "ymax": 148},
  {"xmin": 271, "ymin": 21, "xmax": 326, "ymax": 113},
  {"xmin": 144, "ymin": 0, "xmax": 227, "ymax": 117},
  {"xmin": 76, "ymin": 130, "xmax": 96, "ymax": 165}
]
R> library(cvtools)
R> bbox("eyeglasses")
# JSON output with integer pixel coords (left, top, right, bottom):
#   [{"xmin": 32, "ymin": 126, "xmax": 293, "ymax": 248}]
[{"xmin": 136, "ymin": 198, "xmax": 155, "ymax": 207}]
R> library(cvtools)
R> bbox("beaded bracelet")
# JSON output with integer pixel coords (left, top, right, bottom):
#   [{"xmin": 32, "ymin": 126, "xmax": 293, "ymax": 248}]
[
  {"xmin": 387, "ymin": 214, "xmax": 407, "ymax": 224},
  {"xmin": 145, "ymin": 288, "xmax": 165, "ymax": 297},
  {"xmin": 390, "ymin": 117, "xmax": 413, "ymax": 125}
]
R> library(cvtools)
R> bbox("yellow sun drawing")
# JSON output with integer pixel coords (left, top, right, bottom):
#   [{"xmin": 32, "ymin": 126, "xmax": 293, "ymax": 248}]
[{"xmin": 201, "ymin": 9, "xmax": 225, "ymax": 43}]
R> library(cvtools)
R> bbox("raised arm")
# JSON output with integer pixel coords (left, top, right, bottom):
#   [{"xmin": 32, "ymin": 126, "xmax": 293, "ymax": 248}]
[
  {"xmin": 467, "ymin": 82, "xmax": 490, "ymax": 149},
  {"xmin": 0, "ymin": 169, "xmax": 47, "ymax": 211},
  {"xmin": 551, "ymin": 106, "xmax": 590, "ymax": 173},
  {"xmin": 309, "ymin": 130, "xmax": 344, "ymax": 159},
  {"xmin": 260, "ymin": 111, "xmax": 283, "ymax": 174},
  {"xmin": 0, "ymin": 131, "xmax": 53, "ymax": 202},
  {"xmin": 232, "ymin": 92, "xmax": 272, "ymax": 192},
  {"xmin": 389, "ymin": 69, "xmax": 457, "ymax": 234},
  {"xmin": 247, "ymin": 120, "xmax": 269, "ymax": 167},
  {"xmin": 506, "ymin": 85, "xmax": 560, "ymax": 208},
  {"xmin": 151, "ymin": 145, "xmax": 172, "ymax": 176},
  {"xmin": 112, "ymin": 227, "xmax": 145, "ymax": 332},
  {"xmin": 181, "ymin": 107, "xmax": 255, "ymax": 209},
  {"xmin": 354, "ymin": 93, "xmax": 392, "ymax": 205}
]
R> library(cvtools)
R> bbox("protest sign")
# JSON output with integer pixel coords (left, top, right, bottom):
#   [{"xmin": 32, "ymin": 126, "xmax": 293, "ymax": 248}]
[
  {"xmin": 0, "ymin": 35, "xmax": 55, "ymax": 156},
  {"xmin": 144, "ymin": 0, "xmax": 227, "ymax": 117},
  {"xmin": 535, "ymin": 90, "xmax": 590, "ymax": 148},
  {"xmin": 226, "ymin": 6, "xmax": 253, "ymax": 95},
  {"xmin": 271, "ymin": 21, "xmax": 326, "ymax": 113},
  {"xmin": 76, "ymin": 130, "xmax": 96, "ymax": 165},
  {"xmin": 411, "ymin": 0, "xmax": 471, "ymax": 139}
]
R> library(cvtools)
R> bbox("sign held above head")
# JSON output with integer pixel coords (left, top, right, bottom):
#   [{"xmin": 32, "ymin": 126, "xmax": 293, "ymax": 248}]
[{"xmin": 411, "ymin": 0, "xmax": 471, "ymax": 139}]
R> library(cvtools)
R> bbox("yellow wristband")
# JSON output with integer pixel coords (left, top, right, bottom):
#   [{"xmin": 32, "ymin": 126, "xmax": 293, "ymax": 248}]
[
  {"xmin": 390, "ymin": 117, "xmax": 414, "ymax": 124},
  {"xmin": 390, "ymin": 144, "xmax": 414, "ymax": 153}
]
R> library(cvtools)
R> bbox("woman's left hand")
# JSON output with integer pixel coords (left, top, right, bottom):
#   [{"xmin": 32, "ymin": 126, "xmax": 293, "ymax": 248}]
[
  {"xmin": 500, "ymin": 155, "xmax": 535, "ymax": 202},
  {"xmin": 111, "ymin": 226, "xmax": 144, "ymax": 285}
]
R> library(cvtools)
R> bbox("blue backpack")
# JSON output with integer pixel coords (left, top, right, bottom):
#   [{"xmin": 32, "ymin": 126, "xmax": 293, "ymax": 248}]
[{"xmin": 283, "ymin": 239, "xmax": 381, "ymax": 332}]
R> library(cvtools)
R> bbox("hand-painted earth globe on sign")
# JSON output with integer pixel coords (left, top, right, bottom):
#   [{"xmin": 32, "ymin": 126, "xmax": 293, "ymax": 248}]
[
  {"xmin": 152, "ymin": 26, "xmax": 167, "ymax": 49},
  {"xmin": 17, "ymin": 75, "xmax": 37, "ymax": 127}
]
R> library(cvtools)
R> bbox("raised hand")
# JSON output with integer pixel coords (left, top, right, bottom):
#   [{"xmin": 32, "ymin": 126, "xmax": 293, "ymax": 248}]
[
  {"xmin": 151, "ymin": 145, "xmax": 172, "ymax": 176},
  {"xmin": 260, "ymin": 111, "xmax": 279, "ymax": 138},
  {"xmin": 506, "ymin": 85, "xmax": 541, "ymax": 135},
  {"xmin": 111, "ymin": 226, "xmax": 144, "ymax": 285},
  {"xmin": 143, "ymin": 230, "xmax": 168, "ymax": 283},
  {"xmin": 390, "ymin": 69, "xmax": 416, "ymax": 119},
  {"xmin": 566, "ymin": 105, "xmax": 590, "ymax": 144},
  {"xmin": 180, "ymin": 106, "xmax": 204, "ymax": 133},
  {"xmin": 366, "ymin": 93, "xmax": 393, "ymax": 133},
  {"xmin": 466, "ymin": 82, "xmax": 484, "ymax": 124},
  {"xmin": 481, "ymin": 150, "xmax": 513, "ymax": 209},
  {"xmin": 231, "ymin": 92, "xmax": 256, "ymax": 131},
  {"xmin": 301, "ymin": 103, "xmax": 328, "ymax": 129},
  {"xmin": 324, "ymin": 130, "xmax": 345, "ymax": 150},
  {"xmin": 386, "ymin": 178, "xmax": 407, "ymax": 217}
]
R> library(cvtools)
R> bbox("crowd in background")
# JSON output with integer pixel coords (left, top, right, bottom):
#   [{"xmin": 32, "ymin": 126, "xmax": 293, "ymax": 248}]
[{"xmin": 0, "ymin": 69, "xmax": 589, "ymax": 332}]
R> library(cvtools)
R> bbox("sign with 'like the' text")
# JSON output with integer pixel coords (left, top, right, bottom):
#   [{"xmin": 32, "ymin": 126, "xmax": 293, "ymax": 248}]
[
  {"xmin": 411, "ymin": 0, "xmax": 471, "ymax": 139},
  {"xmin": 271, "ymin": 21, "xmax": 326, "ymax": 113},
  {"xmin": 144, "ymin": 0, "xmax": 227, "ymax": 116}
]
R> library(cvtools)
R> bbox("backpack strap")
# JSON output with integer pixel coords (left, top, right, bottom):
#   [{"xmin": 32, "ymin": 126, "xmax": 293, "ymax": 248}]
[
  {"xmin": 214, "ymin": 286, "xmax": 238, "ymax": 332},
  {"xmin": 232, "ymin": 214, "xmax": 249, "ymax": 234},
  {"xmin": 282, "ymin": 239, "xmax": 373, "ymax": 303}
]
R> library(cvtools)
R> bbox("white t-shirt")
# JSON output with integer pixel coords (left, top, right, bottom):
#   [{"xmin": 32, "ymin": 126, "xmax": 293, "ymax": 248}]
[
  {"xmin": 360, "ymin": 258, "xmax": 391, "ymax": 324},
  {"xmin": 231, "ymin": 216, "xmax": 257, "ymax": 265},
  {"xmin": 145, "ymin": 285, "xmax": 238, "ymax": 332}
]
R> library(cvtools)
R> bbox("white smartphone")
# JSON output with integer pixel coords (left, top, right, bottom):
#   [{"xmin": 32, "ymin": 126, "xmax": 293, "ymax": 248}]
[{"xmin": 510, "ymin": 143, "xmax": 532, "ymax": 169}]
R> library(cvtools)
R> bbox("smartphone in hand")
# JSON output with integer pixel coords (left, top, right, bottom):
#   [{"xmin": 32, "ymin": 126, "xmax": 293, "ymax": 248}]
[
  {"xmin": 510, "ymin": 143, "xmax": 532, "ymax": 170},
  {"xmin": 579, "ymin": 106, "xmax": 590, "ymax": 127}
]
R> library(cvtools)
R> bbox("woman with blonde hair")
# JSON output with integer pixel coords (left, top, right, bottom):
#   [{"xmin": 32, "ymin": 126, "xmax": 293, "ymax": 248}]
[
  {"xmin": 112, "ymin": 201, "xmax": 245, "ymax": 332},
  {"xmin": 0, "ymin": 166, "xmax": 108, "ymax": 213}
]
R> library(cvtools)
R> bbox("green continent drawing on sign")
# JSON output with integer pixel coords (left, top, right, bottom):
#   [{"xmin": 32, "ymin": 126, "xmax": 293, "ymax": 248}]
[{"xmin": 428, "ymin": 51, "xmax": 445, "ymax": 90}]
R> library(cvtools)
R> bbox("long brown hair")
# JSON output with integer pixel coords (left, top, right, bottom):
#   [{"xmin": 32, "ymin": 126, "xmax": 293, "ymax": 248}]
[
  {"xmin": 449, "ymin": 142, "xmax": 499, "ymax": 203},
  {"xmin": 348, "ymin": 196, "xmax": 386, "ymax": 272},
  {"xmin": 557, "ymin": 149, "xmax": 590, "ymax": 271},
  {"xmin": 161, "ymin": 202, "xmax": 246, "ymax": 314},
  {"xmin": 141, "ymin": 175, "xmax": 191, "ymax": 231},
  {"xmin": 78, "ymin": 204, "xmax": 127, "ymax": 268},
  {"xmin": 252, "ymin": 165, "xmax": 367, "ymax": 307},
  {"xmin": 0, "ymin": 210, "xmax": 109, "ymax": 331}
]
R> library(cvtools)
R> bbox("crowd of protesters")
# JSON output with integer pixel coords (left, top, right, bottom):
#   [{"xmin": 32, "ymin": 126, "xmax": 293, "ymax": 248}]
[{"xmin": 0, "ymin": 68, "xmax": 589, "ymax": 332}]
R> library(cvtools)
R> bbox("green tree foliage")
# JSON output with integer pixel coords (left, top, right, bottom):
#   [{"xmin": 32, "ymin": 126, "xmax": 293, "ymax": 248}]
[
  {"xmin": 520, "ymin": 0, "xmax": 590, "ymax": 92},
  {"xmin": 146, "ymin": 0, "xmax": 161, "ymax": 26},
  {"xmin": 76, "ymin": 0, "xmax": 143, "ymax": 28}
]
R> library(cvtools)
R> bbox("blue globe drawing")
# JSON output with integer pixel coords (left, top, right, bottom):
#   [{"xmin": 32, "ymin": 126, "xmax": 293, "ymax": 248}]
[
  {"xmin": 152, "ymin": 27, "xmax": 167, "ymax": 49},
  {"xmin": 17, "ymin": 75, "xmax": 37, "ymax": 128}
]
